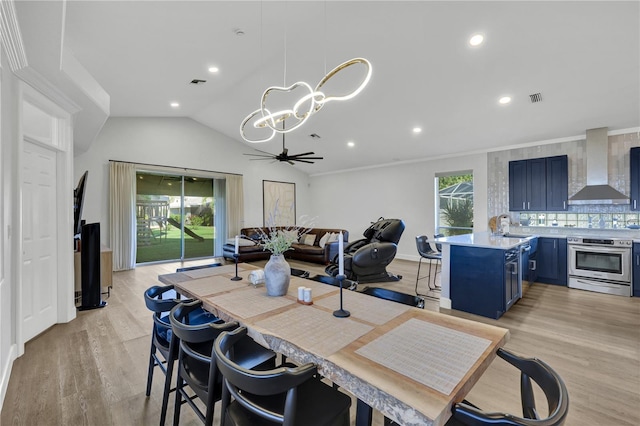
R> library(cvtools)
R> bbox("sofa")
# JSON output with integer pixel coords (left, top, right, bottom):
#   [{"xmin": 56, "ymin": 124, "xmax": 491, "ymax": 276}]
[{"xmin": 223, "ymin": 227, "xmax": 349, "ymax": 265}]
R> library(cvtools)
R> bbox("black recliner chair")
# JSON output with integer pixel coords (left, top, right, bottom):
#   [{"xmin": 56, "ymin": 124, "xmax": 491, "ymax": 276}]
[{"xmin": 326, "ymin": 217, "xmax": 405, "ymax": 283}]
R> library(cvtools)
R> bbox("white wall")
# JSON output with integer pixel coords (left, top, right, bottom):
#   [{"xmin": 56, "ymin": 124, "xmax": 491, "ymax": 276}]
[
  {"xmin": 73, "ymin": 117, "xmax": 312, "ymax": 247},
  {"xmin": 0, "ymin": 43, "xmax": 20, "ymax": 411},
  {"xmin": 74, "ymin": 117, "xmax": 490, "ymax": 262},
  {"xmin": 309, "ymin": 153, "xmax": 488, "ymax": 260}
]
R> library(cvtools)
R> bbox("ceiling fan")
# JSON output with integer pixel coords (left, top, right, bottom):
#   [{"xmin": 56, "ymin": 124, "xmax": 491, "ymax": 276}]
[{"xmin": 244, "ymin": 132, "xmax": 323, "ymax": 165}]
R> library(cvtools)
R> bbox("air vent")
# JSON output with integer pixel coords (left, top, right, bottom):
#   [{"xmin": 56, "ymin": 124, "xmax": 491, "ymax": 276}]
[
  {"xmin": 309, "ymin": 133, "xmax": 321, "ymax": 139},
  {"xmin": 190, "ymin": 79, "xmax": 207, "ymax": 85},
  {"xmin": 529, "ymin": 92, "xmax": 542, "ymax": 103}
]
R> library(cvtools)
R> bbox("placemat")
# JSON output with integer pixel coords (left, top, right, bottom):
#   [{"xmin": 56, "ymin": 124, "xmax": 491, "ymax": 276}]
[
  {"xmin": 183, "ymin": 264, "xmax": 245, "ymax": 279},
  {"xmin": 180, "ymin": 274, "xmax": 247, "ymax": 298},
  {"xmin": 286, "ymin": 279, "xmax": 339, "ymax": 299},
  {"xmin": 254, "ymin": 306, "xmax": 374, "ymax": 358},
  {"xmin": 313, "ymin": 291, "xmax": 411, "ymax": 325},
  {"xmin": 355, "ymin": 318, "xmax": 491, "ymax": 395},
  {"xmin": 206, "ymin": 287, "xmax": 296, "ymax": 319}
]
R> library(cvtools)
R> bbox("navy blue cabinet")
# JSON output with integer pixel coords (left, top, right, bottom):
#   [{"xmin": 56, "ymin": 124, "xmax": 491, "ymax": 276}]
[
  {"xmin": 509, "ymin": 160, "xmax": 528, "ymax": 212},
  {"xmin": 528, "ymin": 158, "xmax": 547, "ymax": 211},
  {"xmin": 508, "ymin": 155, "xmax": 568, "ymax": 211},
  {"xmin": 633, "ymin": 243, "xmax": 640, "ymax": 297},
  {"xmin": 546, "ymin": 155, "xmax": 569, "ymax": 211},
  {"xmin": 630, "ymin": 147, "xmax": 640, "ymax": 211},
  {"xmin": 450, "ymin": 245, "xmax": 515, "ymax": 319},
  {"xmin": 509, "ymin": 158, "xmax": 546, "ymax": 211},
  {"xmin": 537, "ymin": 237, "xmax": 567, "ymax": 285}
]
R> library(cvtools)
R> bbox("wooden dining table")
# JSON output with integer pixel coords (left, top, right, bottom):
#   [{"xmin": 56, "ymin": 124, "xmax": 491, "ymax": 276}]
[{"xmin": 158, "ymin": 263, "xmax": 510, "ymax": 426}]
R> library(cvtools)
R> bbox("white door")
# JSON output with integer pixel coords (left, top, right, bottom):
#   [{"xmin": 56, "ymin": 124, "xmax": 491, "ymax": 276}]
[{"xmin": 21, "ymin": 141, "xmax": 58, "ymax": 342}]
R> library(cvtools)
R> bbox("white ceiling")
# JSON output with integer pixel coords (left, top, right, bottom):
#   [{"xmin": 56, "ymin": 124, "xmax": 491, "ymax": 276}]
[{"xmin": 59, "ymin": 1, "xmax": 639, "ymax": 174}]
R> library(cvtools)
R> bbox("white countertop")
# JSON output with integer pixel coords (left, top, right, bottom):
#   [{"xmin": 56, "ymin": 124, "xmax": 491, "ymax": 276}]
[{"xmin": 436, "ymin": 232, "xmax": 534, "ymax": 250}]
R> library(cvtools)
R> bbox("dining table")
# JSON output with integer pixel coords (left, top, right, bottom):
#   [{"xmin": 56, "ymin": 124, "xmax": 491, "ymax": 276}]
[{"xmin": 158, "ymin": 263, "xmax": 510, "ymax": 426}]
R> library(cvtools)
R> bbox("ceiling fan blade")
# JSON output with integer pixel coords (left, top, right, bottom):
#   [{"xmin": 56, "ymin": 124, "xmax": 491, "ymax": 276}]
[
  {"xmin": 287, "ymin": 160, "xmax": 295, "ymax": 165},
  {"xmin": 244, "ymin": 153, "xmax": 276, "ymax": 158},
  {"xmin": 296, "ymin": 156, "xmax": 324, "ymax": 160},
  {"xmin": 248, "ymin": 157, "xmax": 277, "ymax": 161},
  {"xmin": 293, "ymin": 159, "xmax": 316, "ymax": 164},
  {"xmin": 288, "ymin": 152, "xmax": 315, "ymax": 158},
  {"xmin": 245, "ymin": 147, "xmax": 275, "ymax": 155}
]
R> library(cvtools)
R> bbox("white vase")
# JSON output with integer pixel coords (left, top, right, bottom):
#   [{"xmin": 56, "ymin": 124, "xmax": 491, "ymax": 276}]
[{"xmin": 264, "ymin": 254, "xmax": 291, "ymax": 296}]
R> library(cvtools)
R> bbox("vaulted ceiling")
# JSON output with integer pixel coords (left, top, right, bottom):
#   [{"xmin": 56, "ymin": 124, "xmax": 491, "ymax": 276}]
[{"xmin": 13, "ymin": 1, "xmax": 640, "ymax": 174}]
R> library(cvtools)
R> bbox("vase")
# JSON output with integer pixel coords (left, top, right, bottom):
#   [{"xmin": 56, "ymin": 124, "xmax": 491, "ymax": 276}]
[{"xmin": 264, "ymin": 254, "xmax": 291, "ymax": 296}]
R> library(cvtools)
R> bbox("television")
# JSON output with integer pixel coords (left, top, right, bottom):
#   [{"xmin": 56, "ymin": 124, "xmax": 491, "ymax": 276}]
[{"xmin": 74, "ymin": 171, "xmax": 88, "ymax": 238}]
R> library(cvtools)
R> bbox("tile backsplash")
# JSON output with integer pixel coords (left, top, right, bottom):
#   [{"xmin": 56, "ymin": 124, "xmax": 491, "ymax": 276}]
[
  {"xmin": 519, "ymin": 212, "xmax": 639, "ymax": 229},
  {"xmin": 487, "ymin": 130, "xmax": 640, "ymax": 230}
]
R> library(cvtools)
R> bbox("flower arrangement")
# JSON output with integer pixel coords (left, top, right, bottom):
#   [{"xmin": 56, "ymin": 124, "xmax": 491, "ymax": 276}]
[{"xmin": 255, "ymin": 201, "xmax": 315, "ymax": 256}]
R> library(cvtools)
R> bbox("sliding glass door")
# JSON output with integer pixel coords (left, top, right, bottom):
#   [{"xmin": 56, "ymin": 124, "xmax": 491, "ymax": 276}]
[{"xmin": 136, "ymin": 171, "xmax": 224, "ymax": 264}]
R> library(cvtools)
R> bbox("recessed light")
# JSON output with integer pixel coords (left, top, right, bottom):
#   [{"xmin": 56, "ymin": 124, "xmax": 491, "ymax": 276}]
[
  {"xmin": 208, "ymin": 66, "xmax": 219, "ymax": 73},
  {"xmin": 347, "ymin": 141, "xmax": 355, "ymax": 147},
  {"xmin": 170, "ymin": 102, "xmax": 180, "ymax": 108},
  {"xmin": 412, "ymin": 127, "xmax": 422, "ymax": 134},
  {"xmin": 469, "ymin": 34, "xmax": 484, "ymax": 46},
  {"xmin": 499, "ymin": 96, "xmax": 511, "ymax": 105}
]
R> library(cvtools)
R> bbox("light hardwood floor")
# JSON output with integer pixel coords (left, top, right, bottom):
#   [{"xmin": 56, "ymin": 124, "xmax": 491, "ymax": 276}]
[{"xmin": 2, "ymin": 258, "xmax": 639, "ymax": 426}]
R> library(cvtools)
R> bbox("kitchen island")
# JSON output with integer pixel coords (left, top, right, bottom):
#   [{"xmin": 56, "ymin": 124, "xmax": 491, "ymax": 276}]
[{"xmin": 436, "ymin": 232, "xmax": 535, "ymax": 319}]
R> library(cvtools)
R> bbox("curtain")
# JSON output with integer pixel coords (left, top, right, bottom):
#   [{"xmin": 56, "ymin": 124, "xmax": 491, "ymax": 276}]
[
  {"xmin": 109, "ymin": 161, "xmax": 136, "ymax": 271},
  {"xmin": 225, "ymin": 174, "xmax": 244, "ymax": 238}
]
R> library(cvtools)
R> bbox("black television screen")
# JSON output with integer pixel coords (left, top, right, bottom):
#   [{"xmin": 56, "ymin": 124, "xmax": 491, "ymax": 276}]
[{"xmin": 74, "ymin": 171, "xmax": 88, "ymax": 237}]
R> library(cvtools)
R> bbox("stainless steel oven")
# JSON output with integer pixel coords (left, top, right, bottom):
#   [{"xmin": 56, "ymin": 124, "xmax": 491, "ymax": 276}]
[{"xmin": 567, "ymin": 236, "xmax": 632, "ymax": 297}]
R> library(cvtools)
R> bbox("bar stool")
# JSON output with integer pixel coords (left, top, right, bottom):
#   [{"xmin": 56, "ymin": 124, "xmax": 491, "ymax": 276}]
[
  {"xmin": 143, "ymin": 285, "xmax": 221, "ymax": 426},
  {"xmin": 415, "ymin": 235, "xmax": 441, "ymax": 298},
  {"xmin": 170, "ymin": 300, "xmax": 276, "ymax": 426},
  {"xmin": 214, "ymin": 327, "xmax": 352, "ymax": 426}
]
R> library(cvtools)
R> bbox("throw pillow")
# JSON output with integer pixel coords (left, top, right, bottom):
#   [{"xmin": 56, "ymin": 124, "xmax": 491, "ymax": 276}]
[
  {"xmin": 302, "ymin": 234, "xmax": 317, "ymax": 246},
  {"xmin": 327, "ymin": 232, "xmax": 339, "ymax": 243},
  {"xmin": 319, "ymin": 232, "xmax": 330, "ymax": 248},
  {"xmin": 282, "ymin": 229, "xmax": 298, "ymax": 241}
]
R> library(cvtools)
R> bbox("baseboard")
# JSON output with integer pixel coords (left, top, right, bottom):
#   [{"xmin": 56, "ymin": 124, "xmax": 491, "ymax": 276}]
[
  {"xmin": 440, "ymin": 297, "xmax": 452, "ymax": 310},
  {"xmin": 0, "ymin": 343, "xmax": 17, "ymax": 412}
]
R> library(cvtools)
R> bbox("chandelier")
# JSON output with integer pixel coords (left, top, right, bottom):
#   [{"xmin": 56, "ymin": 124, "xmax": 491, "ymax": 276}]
[{"xmin": 240, "ymin": 57, "xmax": 372, "ymax": 143}]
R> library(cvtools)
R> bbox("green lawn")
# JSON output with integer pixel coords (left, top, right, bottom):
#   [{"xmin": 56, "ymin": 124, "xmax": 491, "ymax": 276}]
[{"xmin": 136, "ymin": 225, "xmax": 216, "ymax": 263}]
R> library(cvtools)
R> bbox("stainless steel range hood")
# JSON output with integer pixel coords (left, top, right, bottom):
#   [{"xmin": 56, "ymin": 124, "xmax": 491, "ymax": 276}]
[{"xmin": 568, "ymin": 127, "xmax": 629, "ymax": 205}]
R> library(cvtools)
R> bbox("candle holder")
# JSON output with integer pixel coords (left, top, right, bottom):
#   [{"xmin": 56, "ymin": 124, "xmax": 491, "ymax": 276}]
[
  {"xmin": 333, "ymin": 274, "xmax": 350, "ymax": 318},
  {"xmin": 231, "ymin": 254, "xmax": 242, "ymax": 281}
]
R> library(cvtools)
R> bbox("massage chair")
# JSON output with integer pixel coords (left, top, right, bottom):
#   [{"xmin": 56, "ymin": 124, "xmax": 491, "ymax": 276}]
[{"xmin": 325, "ymin": 217, "xmax": 405, "ymax": 283}]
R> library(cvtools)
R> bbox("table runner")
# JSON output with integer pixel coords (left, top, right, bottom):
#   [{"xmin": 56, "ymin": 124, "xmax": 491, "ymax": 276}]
[
  {"xmin": 205, "ymin": 286, "xmax": 296, "ymax": 319},
  {"xmin": 313, "ymin": 291, "xmax": 412, "ymax": 325},
  {"xmin": 183, "ymin": 264, "xmax": 245, "ymax": 279},
  {"xmin": 286, "ymin": 278, "xmax": 340, "ymax": 299},
  {"xmin": 355, "ymin": 318, "xmax": 491, "ymax": 395},
  {"xmin": 254, "ymin": 305, "xmax": 374, "ymax": 358},
  {"xmin": 178, "ymin": 274, "xmax": 248, "ymax": 298}
]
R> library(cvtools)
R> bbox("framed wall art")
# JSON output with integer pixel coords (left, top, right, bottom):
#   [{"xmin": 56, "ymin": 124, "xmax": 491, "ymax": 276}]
[{"xmin": 263, "ymin": 180, "xmax": 296, "ymax": 226}]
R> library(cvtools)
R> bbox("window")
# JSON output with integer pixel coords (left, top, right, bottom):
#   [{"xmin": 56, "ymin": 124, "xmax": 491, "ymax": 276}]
[
  {"xmin": 436, "ymin": 172, "xmax": 473, "ymax": 236},
  {"xmin": 136, "ymin": 171, "xmax": 225, "ymax": 264}
]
